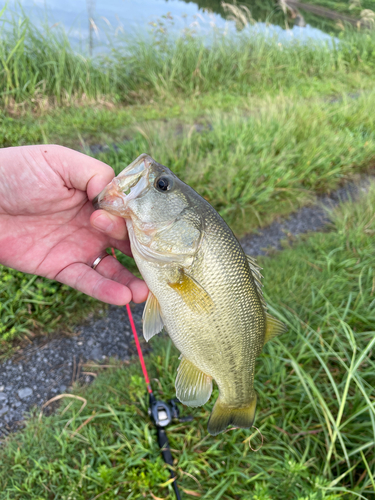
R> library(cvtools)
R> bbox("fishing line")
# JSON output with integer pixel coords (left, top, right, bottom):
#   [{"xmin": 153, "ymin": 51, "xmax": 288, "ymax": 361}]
[
  {"xmin": 111, "ymin": 248, "xmax": 185, "ymax": 500},
  {"xmin": 125, "ymin": 302, "xmax": 152, "ymax": 394},
  {"xmin": 110, "ymin": 249, "xmax": 151, "ymax": 391},
  {"xmin": 248, "ymin": 426, "xmax": 264, "ymax": 452}
]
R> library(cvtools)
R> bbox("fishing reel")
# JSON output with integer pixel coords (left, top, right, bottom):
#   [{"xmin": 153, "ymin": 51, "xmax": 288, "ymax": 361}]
[
  {"xmin": 148, "ymin": 394, "xmax": 193, "ymax": 500},
  {"xmin": 149, "ymin": 395, "xmax": 193, "ymax": 427}
]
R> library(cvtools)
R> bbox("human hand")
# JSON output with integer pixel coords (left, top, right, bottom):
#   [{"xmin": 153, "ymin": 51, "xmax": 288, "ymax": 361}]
[{"xmin": 0, "ymin": 145, "xmax": 148, "ymax": 305}]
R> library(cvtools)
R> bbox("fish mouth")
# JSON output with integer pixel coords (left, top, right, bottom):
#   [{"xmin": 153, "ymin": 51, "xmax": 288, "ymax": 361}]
[{"xmin": 93, "ymin": 154, "xmax": 152, "ymax": 216}]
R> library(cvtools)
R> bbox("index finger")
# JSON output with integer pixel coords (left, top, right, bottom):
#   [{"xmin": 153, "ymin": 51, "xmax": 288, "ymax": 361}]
[{"xmin": 55, "ymin": 262, "xmax": 143, "ymax": 305}]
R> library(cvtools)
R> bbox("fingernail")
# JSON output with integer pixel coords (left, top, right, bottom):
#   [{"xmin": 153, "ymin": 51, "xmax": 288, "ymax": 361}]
[{"xmin": 93, "ymin": 214, "xmax": 114, "ymax": 233}]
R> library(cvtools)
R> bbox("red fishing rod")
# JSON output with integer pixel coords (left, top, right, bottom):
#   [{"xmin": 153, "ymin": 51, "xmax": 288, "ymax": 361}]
[{"xmin": 112, "ymin": 249, "xmax": 192, "ymax": 500}]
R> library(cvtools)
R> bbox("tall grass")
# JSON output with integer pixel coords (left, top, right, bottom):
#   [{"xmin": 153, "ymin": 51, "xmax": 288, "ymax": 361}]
[
  {"xmin": 0, "ymin": 8, "xmax": 114, "ymax": 108},
  {"xmin": 1, "ymin": 186, "xmax": 374, "ymax": 498},
  {"xmin": 99, "ymin": 91, "xmax": 375, "ymax": 234},
  {"xmin": 0, "ymin": 266, "xmax": 95, "ymax": 347},
  {"xmin": 261, "ymin": 184, "xmax": 375, "ymax": 497},
  {"xmin": 1, "ymin": 7, "xmax": 375, "ymax": 107}
]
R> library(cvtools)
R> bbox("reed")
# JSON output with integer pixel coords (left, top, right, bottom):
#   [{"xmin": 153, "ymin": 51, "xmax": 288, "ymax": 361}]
[{"xmin": 1, "ymin": 7, "xmax": 375, "ymax": 108}]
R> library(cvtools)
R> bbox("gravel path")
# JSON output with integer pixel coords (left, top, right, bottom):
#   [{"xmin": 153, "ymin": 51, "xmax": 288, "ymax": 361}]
[
  {"xmin": 0, "ymin": 304, "xmax": 144, "ymax": 438},
  {"xmin": 240, "ymin": 176, "xmax": 372, "ymax": 255},
  {"xmin": 0, "ymin": 174, "xmax": 373, "ymax": 438}
]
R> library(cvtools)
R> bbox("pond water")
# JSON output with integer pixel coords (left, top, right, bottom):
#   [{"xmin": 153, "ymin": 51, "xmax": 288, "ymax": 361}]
[{"xmin": 2, "ymin": 0, "xmax": 336, "ymax": 52}]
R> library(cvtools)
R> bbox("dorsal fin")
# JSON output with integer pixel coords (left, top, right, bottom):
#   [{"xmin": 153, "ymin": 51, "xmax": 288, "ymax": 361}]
[{"xmin": 246, "ymin": 254, "xmax": 267, "ymax": 309}]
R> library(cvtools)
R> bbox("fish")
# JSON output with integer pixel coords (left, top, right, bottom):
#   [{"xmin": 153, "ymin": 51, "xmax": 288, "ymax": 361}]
[{"xmin": 94, "ymin": 154, "xmax": 287, "ymax": 435}]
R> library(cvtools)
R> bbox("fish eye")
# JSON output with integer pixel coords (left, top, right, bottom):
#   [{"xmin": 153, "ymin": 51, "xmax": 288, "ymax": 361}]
[{"xmin": 155, "ymin": 176, "xmax": 172, "ymax": 192}]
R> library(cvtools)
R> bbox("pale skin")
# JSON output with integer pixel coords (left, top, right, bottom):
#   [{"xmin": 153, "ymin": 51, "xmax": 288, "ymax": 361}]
[{"xmin": 0, "ymin": 145, "xmax": 149, "ymax": 305}]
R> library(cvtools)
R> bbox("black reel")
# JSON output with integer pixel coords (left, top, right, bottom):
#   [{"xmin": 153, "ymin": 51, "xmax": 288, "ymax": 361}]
[
  {"xmin": 148, "ymin": 394, "xmax": 193, "ymax": 500},
  {"xmin": 149, "ymin": 395, "xmax": 193, "ymax": 427}
]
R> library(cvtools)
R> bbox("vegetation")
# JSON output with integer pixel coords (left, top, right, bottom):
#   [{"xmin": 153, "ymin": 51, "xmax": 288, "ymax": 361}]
[
  {"xmin": 99, "ymin": 92, "xmax": 375, "ymax": 234},
  {"xmin": 0, "ymin": 266, "xmax": 96, "ymax": 348},
  {"xmin": 297, "ymin": 0, "xmax": 375, "ymax": 18},
  {"xmin": 1, "ymin": 7, "xmax": 375, "ymax": 109},
  {"xmin": 1, "ymin": 184, "xmax": 374, "ymax": 499},
  {"xmin": 2, "ymin": 10, "xmax": 375, "ymax": 346}
]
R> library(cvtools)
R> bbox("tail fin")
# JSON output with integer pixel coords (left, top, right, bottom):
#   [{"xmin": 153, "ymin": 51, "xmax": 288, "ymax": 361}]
[{"xmin": 207, "ymin": 394, "xmax": 257, "ymax": 436}]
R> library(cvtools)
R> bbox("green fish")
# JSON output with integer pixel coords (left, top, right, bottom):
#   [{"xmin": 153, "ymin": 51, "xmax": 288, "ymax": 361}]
[{"xmin": 94, "ymin": 154, "xmax": 287, "ymax": 435}]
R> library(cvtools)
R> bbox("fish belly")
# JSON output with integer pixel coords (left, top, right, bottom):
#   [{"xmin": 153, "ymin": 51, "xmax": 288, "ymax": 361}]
[{"xmin": 134, "ymin": 240, "xmax": 265, "ymax": 408}]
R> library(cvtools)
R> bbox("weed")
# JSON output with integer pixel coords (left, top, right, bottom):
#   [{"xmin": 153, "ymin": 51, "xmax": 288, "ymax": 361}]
[
  {"xmin": 1, "ymin": 7, "xmax": 375, "ymax": 109},
  {"xmin": 97, "ymin": 93, "xmax": 375, "ymax": 235}
]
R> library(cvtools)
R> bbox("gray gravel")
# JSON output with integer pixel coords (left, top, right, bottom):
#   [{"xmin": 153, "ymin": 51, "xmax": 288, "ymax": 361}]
[
  {"xmin": 0, "ymin": 304, "xmax": 144, "ymax": 438},
  {"xmin": 0, "ymin": 174, "xmax": 373, "ymax": 439},
  {"xmin": 240, "ymin": 176, "xmax": 373, "ymax": 256}
]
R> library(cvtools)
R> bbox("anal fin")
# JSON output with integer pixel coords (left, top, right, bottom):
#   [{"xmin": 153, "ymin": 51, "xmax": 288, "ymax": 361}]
[
  {"xmin": 264, "ymin": 313, "xmax": 287, "ymax": 344},
  {"xmin": 175, "ymin": 357, "xmax": 212, "ymax": 407},
  {"xmin": 142, "ymin": 291, "xmax": 164, "ymax": 342}
]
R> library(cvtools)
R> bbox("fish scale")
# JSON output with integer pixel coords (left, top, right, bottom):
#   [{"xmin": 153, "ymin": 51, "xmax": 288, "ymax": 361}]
[{"xmin": 95, "ymin": 154, "xmax": 287, "ymax": 435}]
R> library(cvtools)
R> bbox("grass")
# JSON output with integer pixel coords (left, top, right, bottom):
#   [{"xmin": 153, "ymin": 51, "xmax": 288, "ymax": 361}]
[
  {"xmin": 96, "ymin": 92, "xmax": 375, "ymax": 234},
  {"xmin": 1, "ymin": 5, "xmax": 375, "ymax": 496},
  {"xmin": 0, "ymin": 266, "xmax": 96, "ymax": 348},
  {"xmin": 1, "ymin": 7, "xmax": 375, "ymax": 109},
  {"xmin": 6, "ymin": 91, "xmax": 375, "ymax": 235},
  {"xmin": 1, "ymin": 184, "xmax": 374, "ymax": 499}
]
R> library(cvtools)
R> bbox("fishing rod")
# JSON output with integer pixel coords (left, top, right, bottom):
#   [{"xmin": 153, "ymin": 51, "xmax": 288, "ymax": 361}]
[
  {"xmin": 126, "ymin": 303, "xmax": 193, "ymax": 500},
  {"xmin": 112, "ymin": 248, "xmax": 191, "ymax": 499}
]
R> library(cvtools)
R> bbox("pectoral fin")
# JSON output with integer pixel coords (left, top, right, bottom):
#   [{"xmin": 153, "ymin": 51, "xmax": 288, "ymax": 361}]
[
  {"xmin": 142, "ymin": 291, "xmax": 164, "ymax": 342},
  {"xmin": 175, "ymin": 357, "xmax": 212, "ymax": 407},
  {"xmin": 168, "ymin": 269, "xmax": 214, "ymax": 314},
  {"xmin": 264, "ymin": 313, "xmax": 287, "ymax": 344}
]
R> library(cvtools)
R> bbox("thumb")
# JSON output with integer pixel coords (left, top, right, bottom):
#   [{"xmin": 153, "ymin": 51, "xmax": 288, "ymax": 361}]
[{"xmin": 37, "ymin": 145, "xmax": 115, "ymax": 199}]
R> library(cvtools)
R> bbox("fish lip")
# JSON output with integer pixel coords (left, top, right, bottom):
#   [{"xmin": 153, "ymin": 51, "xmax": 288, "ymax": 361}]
[
  {"xmin": 93, "ymin": 183, "xmax": 125, "ymax": 215},
  {"xmin": 117, "ymin": 153, "xmax": 152, "ymax": 179},
  {"xmin": 92, "ymin": 195, "xmax": 100, "ymax": 210},
  {"xmin": 92, "ymin": 154, "xmax": 152, "ymax": 214}
]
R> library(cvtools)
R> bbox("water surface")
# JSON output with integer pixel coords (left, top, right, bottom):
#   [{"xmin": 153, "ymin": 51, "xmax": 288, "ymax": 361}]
[{"xmin": 3, "ymin": 0, "xmax": 336, "ymax": 52}]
